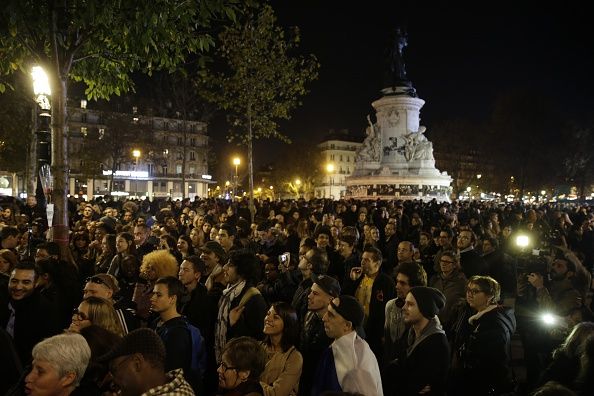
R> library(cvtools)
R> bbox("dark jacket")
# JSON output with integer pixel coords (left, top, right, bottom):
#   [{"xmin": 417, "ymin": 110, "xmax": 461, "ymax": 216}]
[
  {"xmin": 381, "ymin": 234, "xmax": 399, "ymax": 276},
  {"xmin": 343, "ymin": 271, "xmax": 396, "ymax": 359},
  {"xmin": 452, "ymin": 305, "xmax": 517, "ymax": 395},
  {"xmin": 299, "ymin": 311, "xmax": 332, "ymax": 395},
  {"xmin": 180, "ymin": 283, "xmax": 210, "ymax": 337},
  {"xmin": 429, "ymin": 270, "xmax": 467, "ymax": 325},
  {"xmin": 227, "ymin": 284, "xmax": 268, "ymax": 341},
  {"xmin": 388, "ymin": 319, "xmax": 450, "ymax": 396},
  {"xmin": 0, "ymin": 291, "xmax": 61, "ymax": 365},
  {"xmin": 459, "ymin": 249, "xmax": 488, "ymax": 278},
  {"xmin": 291, "ymin": 277, "xmax": 313, "ymax": 321}
]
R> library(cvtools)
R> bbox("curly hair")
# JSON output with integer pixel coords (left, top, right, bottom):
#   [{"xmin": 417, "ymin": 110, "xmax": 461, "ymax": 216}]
[{"xmin": 140, "ymin": 249, "xmax": 178, "ymax": 280}]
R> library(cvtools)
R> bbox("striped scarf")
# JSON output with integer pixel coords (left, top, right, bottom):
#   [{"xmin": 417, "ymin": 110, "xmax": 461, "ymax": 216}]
[{"xmin": 215, "ymin": 280, "xmax": 246, "ymax": 362}]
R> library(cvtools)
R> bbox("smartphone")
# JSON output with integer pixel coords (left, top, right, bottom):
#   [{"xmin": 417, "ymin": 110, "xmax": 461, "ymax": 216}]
[{"xmin": 279, "ymin": 253, "xmax": 290, "ymax": 266}]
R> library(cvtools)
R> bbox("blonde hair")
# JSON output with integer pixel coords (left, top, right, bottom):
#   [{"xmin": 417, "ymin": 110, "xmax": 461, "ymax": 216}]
[
  {"xmin": 81, "ymin": 296, "xmax": 124, "ymax": 337},
  {"xmin": 140, "ymin": 249, "xmax": 178, "ymax": 279}
]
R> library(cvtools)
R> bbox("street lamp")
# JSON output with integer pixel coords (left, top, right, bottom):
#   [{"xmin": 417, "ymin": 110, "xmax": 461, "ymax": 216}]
[
  {"xmin": 326, "ymin": 163, "xmax": 335, "ymax": 199},
  {"xmin": 232, "ymin": 157, "xmax": 241, "ymax": 197},
  {"xmin": 131, "ymin": 149, "xmax": 141, "ymax": 196},
  {"xmin": 31, "ymin": 66, "xmax": 52, "ymax": 234}
]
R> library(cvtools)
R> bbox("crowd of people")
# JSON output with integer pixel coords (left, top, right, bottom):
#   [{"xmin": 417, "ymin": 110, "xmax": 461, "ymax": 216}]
[{"xmin": 1, "ymin": 194, "xmax": 593, "ymax": 396}]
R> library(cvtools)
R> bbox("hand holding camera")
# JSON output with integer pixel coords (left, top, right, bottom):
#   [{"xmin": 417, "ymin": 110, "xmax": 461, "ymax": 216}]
[
  {"xmin": 350, "ymin": 266, "xmax": 363, "ymax": 281},
  {"xmin": 278, "ymin": 253, "xmax": 290, "ymax": 272},
  {"xmin": 527, "ymin": 272, "xmax": 544, "ymax": 290}
]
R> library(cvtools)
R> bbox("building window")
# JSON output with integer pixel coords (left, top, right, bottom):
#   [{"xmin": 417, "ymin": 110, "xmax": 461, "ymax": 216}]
[
  {"xmin": 189, "ymin": 165, "xmax": 195, "ymax": 174},
  {"xmin": 80, "ymin": 99, "xmax": 87, "ymax": 109},
  {"xmin": 176, "ymin": 151, "xmax": 183, "ymax": 160},
  {"xmin": 177, "ymin": 137, "xmax": 183, "ymax": 145},
  {"xmin": 176, "ymin": 164, "xmax": 182, "ymax": 174},
  {"xmin": 331, "ymin": 144, "xmax": 335, "ymax": 149},
  {"xmin": 147, "ymin": 163, "xmax": 154, "ymax": 175},
  {"xmin": 331, "ymin": 154, "xmax": 335, "ymax": 160},
  {"xmin": 81, "ymin": 127, "xmax": 88, "ymax": 137},
  {"xmin": 340, "ymin": 155, "xmax": 343, "ymax": 162},
  {"xmin": 190, "ymin": 138, "xmax": 196, "ymax": 146},
  {"xmin": 189, "ymin": 151, "xmax": 195, "ymax": 161},
  {"xmin": 347, "ymin": 156, "xmax": 350, "ymax": 162},
  {"xmin": 98, "ymin": 128, "xmax": 105, "ymax": 139},
  {"xmin": 163, "ymin": 165, "xmax": 168, "ymax": 176}
]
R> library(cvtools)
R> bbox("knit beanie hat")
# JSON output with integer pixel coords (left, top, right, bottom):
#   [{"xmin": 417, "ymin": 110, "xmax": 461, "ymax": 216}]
[
  {"xmin": 330, "ymin": 295, "xmax": 364, "ymax": 327},
  {"xmin": 409, "ymin": 287, "xmax": 446, "ymax": 319}
]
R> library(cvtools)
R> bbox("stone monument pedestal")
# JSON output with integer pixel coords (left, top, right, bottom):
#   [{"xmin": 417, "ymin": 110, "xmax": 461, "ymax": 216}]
[{"xmin": 346, "ymin": 87, "xmax": 452, "ymax": 201}]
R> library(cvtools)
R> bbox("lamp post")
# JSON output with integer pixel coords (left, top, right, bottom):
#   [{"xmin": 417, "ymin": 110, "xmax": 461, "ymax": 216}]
[
  {"xmin": 232, "ymin": 157, "xmax": 240, "ymax": 198},
  {"xmin": 132, "ymin": 149, "xmax": 140, "ymax": 197},
  {"xmin": 225, "ymin": 180, "xmax": 231, "ymax": 198},
  {"xmin": 31, "ymin": 66, "xmax": 52, "ymax": 234},
  {"xmin": 326, "ymin": 163, "xmax": 335, "ymax": 199},
  {"xmin": 295, "ymin": 178, "xmax": 301, "ymax": 199}
]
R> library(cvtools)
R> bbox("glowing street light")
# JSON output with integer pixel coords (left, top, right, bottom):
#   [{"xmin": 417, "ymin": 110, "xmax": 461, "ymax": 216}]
[
  {"xmin": 232, "ymin": 157, "xmax": 241, "ymax": 198},
  {"xmin": 295, "ymin": 179, "xmax": 301, "ymax": 186}
]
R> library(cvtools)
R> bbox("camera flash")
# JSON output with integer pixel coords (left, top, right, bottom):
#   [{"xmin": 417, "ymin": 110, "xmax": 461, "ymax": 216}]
[{"xmin": 541, "ymin": 313, "xmax": 557, "ymax": 326}]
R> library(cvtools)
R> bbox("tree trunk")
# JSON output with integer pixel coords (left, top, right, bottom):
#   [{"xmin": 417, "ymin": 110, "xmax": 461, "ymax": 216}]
[
  {"xmin": 50, "ymin": 76, "xmax": 70, "ymax": 251},
  {"xmin": 247, "ymin": 106, "xmax": 255, "ymax": 223},
  {"xmin": 26, "ymin": 107, "xmax": 37, "ymax": 196},
  {"xmin": 181, "ymin": 118, "xmax": 187, "ymax": 199}
]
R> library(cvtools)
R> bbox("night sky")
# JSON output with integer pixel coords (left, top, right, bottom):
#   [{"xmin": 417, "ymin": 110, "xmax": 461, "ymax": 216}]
[{"xmin": 209, "ymin": 1, "xmax": 594, "ymax": 178}]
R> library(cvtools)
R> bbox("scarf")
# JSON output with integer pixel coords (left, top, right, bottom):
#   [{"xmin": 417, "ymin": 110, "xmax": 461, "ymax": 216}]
[
  {"xmin": 206, "ymin": 264, "xmax": 224, "ymax": 291},
  {"xmin": 215, "ymin": 280, "xmax": 246, "ymax": 362}
]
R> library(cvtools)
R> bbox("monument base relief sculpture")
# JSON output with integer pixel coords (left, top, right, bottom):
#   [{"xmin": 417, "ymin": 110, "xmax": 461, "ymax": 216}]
[{"xmin": 346, "ymin": 28, "xmax": 452, "ymax": 201}]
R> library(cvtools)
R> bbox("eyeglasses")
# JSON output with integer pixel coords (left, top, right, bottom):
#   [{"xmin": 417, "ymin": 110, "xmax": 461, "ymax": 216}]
[
  {"xmin": 466, "ymin": 287, "xmax": 483, "ymax": 296},
  {"xmin": 72, "ymin": 308, "xmax": 89, "ymax": 321},
  {"xmin": 219, "ymin": 361, "xmax": 238, "ymax": 372}
]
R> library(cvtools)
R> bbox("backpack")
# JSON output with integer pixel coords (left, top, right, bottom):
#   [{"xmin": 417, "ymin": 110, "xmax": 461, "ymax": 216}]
[{"xmin": 161, "ymin": 316, "xmax": 207, "ymax": 377}]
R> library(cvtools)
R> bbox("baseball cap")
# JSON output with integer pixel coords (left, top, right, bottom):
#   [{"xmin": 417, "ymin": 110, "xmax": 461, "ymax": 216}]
[{"xmin": 312, "ymin": 274, "xmax": 341, "ymax": 298}]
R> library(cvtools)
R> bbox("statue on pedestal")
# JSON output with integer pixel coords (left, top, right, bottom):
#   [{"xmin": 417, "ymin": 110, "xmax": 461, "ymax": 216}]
[
  {"xmin": 391, "ymin": 27, "xmax": 409, "ymax": 83},
  {"xmin": 403, "ymin": 126, "xmax": 434, "ymax": 162},
  {"xmin": 356, "ymin": 115, "xmax": 381, "ymax": 162}
]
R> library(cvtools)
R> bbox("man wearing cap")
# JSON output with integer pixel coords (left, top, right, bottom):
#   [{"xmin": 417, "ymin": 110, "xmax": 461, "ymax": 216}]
[
  {"xmin": 312, "ymin": 295, "xmax": 383, "ymax": 396},
  {"xmin": 298, "ymin": 274, "xmax": 341, "ymax": 396},
  {"xmin": 83, "ymin": 274, "xmax": 139, "ymax": 333},
  {"xmin": 178, "ymin": 256, "xmax": 209, "ymax": 337},
  {"xmin": 387, "ymin": 286, "xmax": 449, "ymax": 396},
  {"xmin": 102, "ymin": 328, "xmax": 195, "ymax": 395}
]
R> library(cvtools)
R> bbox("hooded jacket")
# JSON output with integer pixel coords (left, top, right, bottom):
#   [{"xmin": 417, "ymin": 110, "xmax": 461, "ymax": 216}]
[{"xmin": 456, "ymin": 305, "xmax": 517, "ymax": 395}]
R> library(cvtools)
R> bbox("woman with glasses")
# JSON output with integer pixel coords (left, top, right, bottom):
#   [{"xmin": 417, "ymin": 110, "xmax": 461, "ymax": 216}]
[
  {"xmin": 68, "ymin": 296, "xmax": 125, "ymax": 337},
  {"xmin": 447, "ymin": 275, "xmax": 516, "ymax": 395},
  {"xmin": 259, "ymin": 302, "xmax": 303, "ymax": 396},
  {"xmin": 429, "ymin": 250, "xmax": 467, "ymax": 325},
  {"xmin": 217, "ymin": 336, "xmax": 267, "ymax": 396}
]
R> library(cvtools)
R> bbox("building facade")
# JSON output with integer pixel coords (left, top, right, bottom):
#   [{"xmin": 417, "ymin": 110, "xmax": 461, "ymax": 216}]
[
  {"xmin": 68, "ymin": 100, "xmax": 213, "ymax": 200},
  {"xmin": 314, "ymin": 131, "xmax": 363, "ymax": 200}
]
